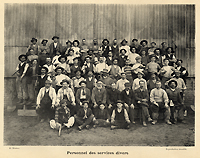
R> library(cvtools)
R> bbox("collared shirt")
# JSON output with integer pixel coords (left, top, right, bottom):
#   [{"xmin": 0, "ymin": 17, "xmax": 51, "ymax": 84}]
[
  {"xmin": 128, "ymin": 53, "xmax": 140, "ymax": 65},
  {"xmin": 80, "ymin": 89, "xmax": 86, "ymax": 99},
  {"xmin": 132, "ymin": 78, "xmax": 147, "ymax": 90},
  {"xmin": 54, "ymin": 42, "xmax": 58, "ymax": 48}
]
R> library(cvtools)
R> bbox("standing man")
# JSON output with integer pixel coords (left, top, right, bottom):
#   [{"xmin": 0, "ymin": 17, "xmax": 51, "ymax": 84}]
[
  {"xmin": 16, "ymin": 54, "xmax": 29, "ymax": 104},
  {"xmin": 49, "ymin": 36, "xmax": 62, "ymax": 58},
  {"xmin": 36, "ymin": 80, "xmax": 56, "ymax": 122},
  {"xmin": 150, "ymin": 81, "xmax": 171, "ymax": 125}
]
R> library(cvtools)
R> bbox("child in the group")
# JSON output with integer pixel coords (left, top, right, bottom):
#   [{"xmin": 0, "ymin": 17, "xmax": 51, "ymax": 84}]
[
  {"xmin": 132, "ymin": 71, "xmax": 147, "ymax": 90},
  {"xmin": 50, "ymin": 99, "xmax": 75, "ymax": 136},
  {"xmin": 49, "ymin": 36, "xmax": 63, "ymax": 58},
  {"xmin": 36, "ymin": 80, "xmax": 56, "ymax": 122},
  {"xmin": 74, "ymin": 100, "xmax": 95, "ymax": 131},
  {"xmin": 110, "ymin": 100, "xmax": 131, "ymax": 129},
  {"xmin": 93, "ymin": 103, "xmax": 110, "ymax": 127},
  {"xmin": 71, "ymin": 40, "xmax": 81, "ymax": 58}
]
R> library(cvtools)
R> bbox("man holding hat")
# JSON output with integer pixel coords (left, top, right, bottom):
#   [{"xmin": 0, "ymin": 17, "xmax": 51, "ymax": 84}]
[
  {"xmin": 121, "ymin": 82, "xmax": 136, "ymax": 124},
  {"xmin": 49, "ymin": 36, "xmax": 62, "ymax": 58},
  {"xmin": 166, "ymin": 80, "xmax": 185, "ymax": 124},
  {"xmin": 36, "ymin": 80, "xmax": 56, "ymax": 122},
  {"xmin": 76, "ymin": 80, "xmax": 91, "ymax": 108},
  {"xmin": 16, "ymin": 54, "xmax": 29, "ymax": 104}
]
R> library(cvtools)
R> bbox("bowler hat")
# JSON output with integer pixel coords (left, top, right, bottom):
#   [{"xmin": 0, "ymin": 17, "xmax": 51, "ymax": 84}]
[
  {"xmin": 52, "ymin": 36, "xmax": 59, "ymax": 40},
  {"xmin": 18, "ymin": 54, "xmax": 27, "ymax": 61}
]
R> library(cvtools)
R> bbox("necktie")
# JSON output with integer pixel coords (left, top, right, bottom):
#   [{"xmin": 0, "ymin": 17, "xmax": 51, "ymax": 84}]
[{"xmin": 82, "ymin": 89, "xmax": 86, "ymax": 95}]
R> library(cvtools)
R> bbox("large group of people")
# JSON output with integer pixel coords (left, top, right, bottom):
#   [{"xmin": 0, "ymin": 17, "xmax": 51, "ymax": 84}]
[{"xmin": 15, "ymin": 36, "xmax": 189, "ymax": 136}]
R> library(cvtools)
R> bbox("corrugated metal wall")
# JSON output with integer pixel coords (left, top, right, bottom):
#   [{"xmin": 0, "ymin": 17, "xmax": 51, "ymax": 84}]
[{"xmin": 4, "ymin": 4, "xmax": 195, "ymax": 77}]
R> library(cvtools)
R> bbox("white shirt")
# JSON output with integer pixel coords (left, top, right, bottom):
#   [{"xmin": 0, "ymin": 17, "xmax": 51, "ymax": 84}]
[{"xmin": 54, "ymin": 42, "xmax": 58, "ymax": 48}]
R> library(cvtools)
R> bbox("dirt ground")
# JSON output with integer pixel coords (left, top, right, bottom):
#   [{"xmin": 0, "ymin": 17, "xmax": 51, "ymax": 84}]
[{"xmin": 4, "ymin": 104, "xmax": 194, "ymax": 146}]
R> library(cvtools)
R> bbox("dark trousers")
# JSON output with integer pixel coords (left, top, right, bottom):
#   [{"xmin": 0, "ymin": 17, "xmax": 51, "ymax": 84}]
[
  {"xmin": 138, "ymin": 103, "xmax": 151, "ymax": 121},
  {"xmin": 151, "ymin": 102, "xmax": 170, "ymax": 122},
  {"xmin": 74, "ymin": 115, "xmax": 94, "ymax": 128},
  {"xmin": 124, "ymin": 106, "xmax": 134, "ymax": 122},
  {"xmin": 170, "ymin": 105, "xmax": 184, "ymax": 122},
  {"xmin": 94, "ymin": 119, "xmax": 110, "ymax": 127}
]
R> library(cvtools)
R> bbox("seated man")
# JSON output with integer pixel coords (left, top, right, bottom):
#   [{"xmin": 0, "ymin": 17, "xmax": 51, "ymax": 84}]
[
  {"xmin": 93, "ymin": 103, "xmax": 110, "ymax": 127},
  {"xmin": 50, "ymin": 99, "xmax": 75, "ymax": 136},
  {"xmin": 99, "ymin": 69, "xmax": 115, "ymax": 89},
  {"xmin": 150, "ymin": 81, "xmax": 171, "ymax": 125},
  {"xmin": 91, "ymin": 80, "xmax": 107, "ymax": 114},
  {"xmin": 76, "ymin": 81, "xmax": 91, "ymax": 108},
  {"xmin": 121, "ymin": 82, "xmax": 135, "ymax": 124},
  {"xmin": 110, "ymin": 100, "xmax": 131, "ymax": 129},
  {"xmin": 36, "ymin": 80, "xmax": 56, "ymax": 122},
  {"xmin": 134, "ymin": 80, "xmax": 152, "ymax": 127},
  {"xmin": 166, "ymin": 80, "xmax": 185, "ymax": 124},
  {"xmin": 56, "ymin": 79, "xmax": 76, "ymax": 116},
  {"xmin": 74, "ymin": 100, "xmax": 95, "ymax": 131},
  {"xmin": 116, "ymin": 72, "xmax": 129, "ymax": 92}
]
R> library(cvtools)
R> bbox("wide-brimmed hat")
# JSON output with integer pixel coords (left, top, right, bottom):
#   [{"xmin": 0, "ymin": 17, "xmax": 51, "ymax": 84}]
[
  {"xmin": 151, "ymin": 42, "xmax": 156, "ymax": 45},
  {"xmin": 121, "ymin": 39, "xmax": 128, "ymax": 45},
  {"xmin": 31, "ymin": 38, "xmax": 37, "ymax": 42},
  {"xmin": 55, "ymin": 66, "xmax": 64, "ymax": 72},
  {"xmin": 18, "ymin": 54, "xmax": 27, "ymax": 61},
  {"xmin": 137, "ymin": 71, "xmax": 144, "ymax": 76},
  {"xmin": 73, "ymin": 40, "xmax": 80, "ymax": 46},
  {"xmin": 102, "ymin": 39, "xmax": 109, "ymax": 44},
  {"xmin": 117, "ymin": 100, "xmax": 123, "ymax": 104},
  {"xmin": 132, "ymin": 39, "xmax": 138, "ymax": 42},
  {"xmin": 66, "ymin": 40, "xmax": 72, "ymax": 45},
  {"xmin": 149, "ymin": 54, "xmax": 158, "ymax": 59},
  {"xmin": 60, "ymin": 79, "xmax": 70, "ymax": 85},
  {"xmin": 140, "ymin": 40, "xmax": 148, "ymax": 45},
  {"xmin": 166, "ymin": 47, "xmax": 174, "ymax": 53},
  {"xmin": 52, "ymin": 36, "xmax": 59, "ymax": 40},
  {"xmin": 154, "ymin": 48, "xmax": 161, "ymax": 54},
  {"xmin": 41, "ymin": 39, "xmax": 48, "ymax": 44},
  {"xmin": 58, "ymin": 56, "xmax": 67, "ymax": 62},
  {"xmin": 79, "ymin": 80, "xmax": 87, "ymax": 86},
  {"xmin": 168, "ymin": 79, "xmax": 178, "ymax": 88}
]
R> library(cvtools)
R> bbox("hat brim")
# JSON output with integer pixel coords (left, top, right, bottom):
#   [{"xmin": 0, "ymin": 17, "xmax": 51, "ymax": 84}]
[
  {"xmin": 168, "ymin": 80, "xmax": 178, "ymax": 88},
  {"xmin": 18, "ymin": 55, "xmax": 27, "ymax": 61}
]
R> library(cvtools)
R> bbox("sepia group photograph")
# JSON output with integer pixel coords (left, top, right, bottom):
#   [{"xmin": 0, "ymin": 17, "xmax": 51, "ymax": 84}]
[{"xmin": 3, "ymin": 1, "xmax": 196, "ymax": 156}]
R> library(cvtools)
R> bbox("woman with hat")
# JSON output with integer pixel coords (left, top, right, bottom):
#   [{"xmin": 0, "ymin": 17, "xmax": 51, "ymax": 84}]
[
  {"xmin": 57, "ymin": 79, "xmax": 76, "ymax": 115},
  {"xmin": 57, "ymin": 55, "xmax": 71, "ymax": 75},
  {"xmin": 71, "ymin": 40, "xmax": 81, "ymax": 58},
  {"xmin": 75, "ymin": 80, "xmax": 91, "ymax": 108},
  {"xmin": 26, "ymin": 38, "xmax": 39, "ymax": 62},
  {"xmin": 54, "ymin": 67, "xmax": 72, "ymax": 93},
  {"xmin": 166, "ymin": 80, "xmax": 185, "ymax": 124},
  {"xmin": 119, "ymin": 39, "xmax": 130, "ymax": 56},
  {"xmin": 36, "ymin": 80, "xmax": 57, "ymax": 123},
  {"xmin": 38, "ymin": 39, "xmax": 50, "ymax": 67},
  {"xmin": 16, "ymin": 54, "xmax": 29, "ymax": 104},
  {"xmin": 100, "ymin": 39, "xmax": 111, "ymax": 58},
  {"xmin": 49, "ymin": 36, "xmax": 63, "ymax": 58}
]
